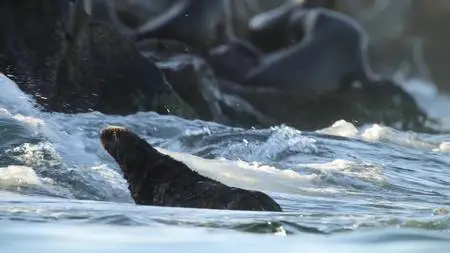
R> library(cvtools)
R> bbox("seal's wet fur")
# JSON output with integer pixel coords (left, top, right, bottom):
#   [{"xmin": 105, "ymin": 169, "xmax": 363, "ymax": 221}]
[{"xmin": 100, "ymin": 126, "xmax": 282, "ymax": 212}]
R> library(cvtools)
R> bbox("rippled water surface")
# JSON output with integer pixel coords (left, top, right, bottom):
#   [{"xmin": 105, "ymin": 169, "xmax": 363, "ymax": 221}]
[{"xmin": 1, "ymin": 74, "xmax": 450, "ymax": 252}]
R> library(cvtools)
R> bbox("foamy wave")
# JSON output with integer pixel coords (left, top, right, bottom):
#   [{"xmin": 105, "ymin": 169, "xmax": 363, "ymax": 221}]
[
  {"xmin": 433, "ymin": 142, "xmax": 450, "ymax": 153},
  {"xmin": 0, "ymin": 165, "xmax": 72, "ymax": 197},
  {"xmin": 318, "ymin": 120, "xmax": 449, "ymax": 152},
  {"xmin": 157, "ymin": 148, "xmax": 383, "ymax": 196},
  {"xmin": 8, "ymin": 142, "xmax": 61, "ymax": 166},
  {"xmin": 0, "ymin": 166, "xmax": 42, "ymax": 186},
  {"xmin": 304, "ymin": 159, "xmax": 385, "ymax": 182},
  {"xmin": 262, "ymin": 125, "xmax": 318, "ymax": 155},
  {"xmin": 401, "ymin": 78, "xmax": 450, "ymax": 131},
  {"xmin": 5, "ymin": 141, "xmax": 130, "ymax": 202},
  {"xmin": 7, "ymin": 113, "xmax": 45, "ymax": 128},
  {"xmin": 360, "ymin": 124, "xmax": 437, "ymax": 150},
  {"xmin": 317, "ymin": 78, "xmax": 450, "ymax": 151},
  {"xmin": 0, "ymin": 74, "xmax": 39, "ymax": 115},
  {"xmin": 0, "ymin": 108, "xmax": 11, "ymax": 117},
  {"xmin": 158, "ymin": 147, "xmax": 318, "ymax": 194},
  {"xmin": 0, "ymin": 107, "xmax": 45, "ymax": 138},
  {"xmin": 317, "ymin": 120, "xmax": 359, "ymax": 138}
]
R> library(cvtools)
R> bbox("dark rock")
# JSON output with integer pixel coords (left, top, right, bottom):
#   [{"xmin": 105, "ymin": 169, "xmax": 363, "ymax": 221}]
[
  {"xmin": 217, "ymin": 79, "xmax": 278, "ymax": 128},
  {"xmin": 89, "ymin": 0, "xmax": 226, "ymax": 50},
  {"xmin": 207, "ymin": 38, "xmax": 263, "ymax": 85},
  {"xmin": 155, "ymin": 54, "xmax": 275, "ymax": 128},
  {"xmin": 89, "ymin": 0, "xmax": 172, "ymax": 29},
  {"xmin": 133, "ymin": 0, "xmax": 226, "ymax": 49},
  {"xmin": 135, "ymin": 38, "xmax": 200, "ymax": 61},
  {"xmin": 0, "ymin": 0, "xmax": 71, "ymax": 105},
  {"xmin": 219, "ymin": 77, "xmax": 428, "ymax": 131},
  {"xmin": 248, "ymin": 1, "xmax": 303, "ymax": 52},
  {"xmin": 156, "ymin": 54, "xmax": 225, "ymax": 122},
  {"xmin": 1, "ymin": 0, "xmax": 196, "ymax": 118},
  {"xmin": 246, "ymin": 8, "xmax": 371, "ymax": 95}
]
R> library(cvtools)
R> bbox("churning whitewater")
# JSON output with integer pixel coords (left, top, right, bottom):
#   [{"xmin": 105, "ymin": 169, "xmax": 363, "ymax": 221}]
[{"xmin": 1, "ymin": 73, "xmax": 450, "ymax": 252}]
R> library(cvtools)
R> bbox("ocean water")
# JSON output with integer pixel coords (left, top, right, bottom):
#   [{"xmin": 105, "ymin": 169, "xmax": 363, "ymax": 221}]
[{"xmin": 1, "ymin": 73, "xmax": 450, "ymax": 252}]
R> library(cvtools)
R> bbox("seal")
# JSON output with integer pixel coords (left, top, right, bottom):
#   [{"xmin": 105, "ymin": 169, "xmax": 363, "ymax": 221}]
[
  {"xmin": 207, "ymin": 38, "xmax": 263, "ymax": 85},
  {"xmin": 156, "ymin": 54, "xmax": 227, "ymax": 123},
  {"xmin": 246, "ymin": 7, "xmax": 378, "ymax": 95},
  {"xmin": 91, "ymin": 0, "xmax": 226, "ymax": 50},
  {"xmin": 247, "ymin": 0, "xmax": 304, "ymax": 52},
  {"xmin": 100, "ymin": 125, "xmax": 283, "ymax": 212}
]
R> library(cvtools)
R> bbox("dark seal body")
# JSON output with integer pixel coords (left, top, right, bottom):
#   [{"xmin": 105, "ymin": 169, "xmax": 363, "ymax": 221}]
[
  {"xmin": 100, "ymin": 126, "xmax": 282, "ymax": 212},
  {"xmin": 246, "ymin": 7, "xmax": 374, "ymax": 95}
]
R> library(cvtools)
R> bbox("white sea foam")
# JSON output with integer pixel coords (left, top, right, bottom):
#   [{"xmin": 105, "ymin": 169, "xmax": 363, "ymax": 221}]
[
  {"xmin": 318, "ymin": 119, "xmax": 450, "ymax": 153},
  {"xmin": 0, "ymin": 166, "xmax": 42, "ymax": 187},
  {"xmin": 317, "ymin": 120, "xmax": 359, "ymax": 138},
  {"xmin": 0, "ymin": 165, "xmax": 72, "ymax": 197},
  {"xmin": 157, "ymin": 148, "xmax": 383, "ymax": 195},
  {"xmin": 0, "ymin": 72, "xmax": 449, "ymax": 201}
]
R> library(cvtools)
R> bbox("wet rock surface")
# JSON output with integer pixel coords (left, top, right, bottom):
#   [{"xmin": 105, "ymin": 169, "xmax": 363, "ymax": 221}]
[
  {"xmin": 0, "ymin": 0, "xmax": 432, "ymax": 132},
  {"xmin": 0, "ymin": 0, "xmax": 196, "ymax": 118}
]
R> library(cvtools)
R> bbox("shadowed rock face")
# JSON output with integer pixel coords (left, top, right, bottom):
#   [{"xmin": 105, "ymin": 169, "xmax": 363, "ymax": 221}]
[
  {"xmin": 205, "ymin": 6, "xmax": 428, "ymax": 131},
  {"xmin": 203, "ymin": 4, "xmax": 428, "ymax": 131},
  {"xmin": 134, "ymin": 0, "xmax": 226, "ymax": 49},
  {"xmin": 0, "ymin": 0, "xmax": 70, "ymax": 105},
  {"xmin": 89, "ymin": 0, "xmax": 226, "ymax": 50},
  {"xmin": 52, "ymin": 20, "xmax": 195, "ymax": 117},
  {"xmin": 218, "ymin": 77, "xmax": 428, "ymax": 131},
  {"xmin": 100, "ymin": 125, "xmax": 283, "ymax": 212},
  {"xmin": 207, "ymin": 39, "xmax": 263, "ymax": 85},
  {"xmin": 0, "ymin": 0, "xmax": 431, "ymax": 132},
  {"xmin": 0, "ymin": 0, "xmax": 196, "ymax": 118},
  {"xmin": 135, "ymin": 39, "xmax": 273, "ymax": 127},
  {"xmin": 246, "ymin": 8, "xmax": 370, "ymax": 94},
  {"xmin": 134, "ymin": 38, "xmax": 200, "ymax": 61},
  {"xmin": 156, "ymin": 54, "xmax": 226, "ymax": 123},
  {"xmin": 155, "ymin": 53, "xmax": 276, "ymax": 128}
]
